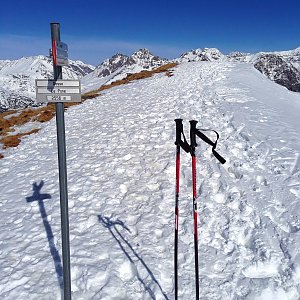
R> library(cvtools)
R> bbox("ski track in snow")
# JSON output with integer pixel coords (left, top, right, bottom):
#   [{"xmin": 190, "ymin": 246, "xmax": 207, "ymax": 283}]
[{"xmin": 1, "ymin": 62, "xmax": 300, "ymax": 299}]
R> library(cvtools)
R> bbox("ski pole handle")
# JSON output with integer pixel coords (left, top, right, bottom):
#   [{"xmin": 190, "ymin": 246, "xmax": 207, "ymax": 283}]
[
  {"xmin": 189, "ymin": 120, "xmax": 198, "ymax": 155},
  {"xmin": 174, "ymin": 119, "xmax": 183, "ymax": 146},
  {"xmin": 175, "ymin": 119, "xmax": 191, "ymax": 153}
]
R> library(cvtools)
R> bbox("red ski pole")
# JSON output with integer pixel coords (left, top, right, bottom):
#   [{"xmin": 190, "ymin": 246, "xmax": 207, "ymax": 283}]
[
  {"xmin": 174, "ymin": 119, "xmax": 183, "ymax": 300},
  {"xmin": 174, "ymin": 119, "xmax": 225, "ymax": 300},
  {"xmin": 174, "ymin": 119, "xmax": 191, "ymax": 299},
  {"xmin": 190, "ymin": 120, "xmax": 200, "ymax": 300}
]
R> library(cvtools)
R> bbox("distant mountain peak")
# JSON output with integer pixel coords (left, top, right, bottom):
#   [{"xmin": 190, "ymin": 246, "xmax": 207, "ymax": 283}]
[
  {"xmin": 133, "ymin": 48, "xmax": 152, "ymax": 55},
  {"xmin": 87, "ymin": 49, "xmax": 168, "ymax": 82},
  {"xmin": 178, "ymin": 48, "xmax": 224, "ymax": 62}
]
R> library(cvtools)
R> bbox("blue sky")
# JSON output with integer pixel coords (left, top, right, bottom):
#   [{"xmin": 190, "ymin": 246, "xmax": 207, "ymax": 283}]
[{"xmin": 1, "ymin": 0, "xmax": 300, "ymax": 65}]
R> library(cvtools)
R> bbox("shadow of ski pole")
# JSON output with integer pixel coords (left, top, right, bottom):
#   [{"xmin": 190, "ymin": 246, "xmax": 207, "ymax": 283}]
[{"xmin": 98, "ymin": 215, "xmax": 169, "ymax": 300}]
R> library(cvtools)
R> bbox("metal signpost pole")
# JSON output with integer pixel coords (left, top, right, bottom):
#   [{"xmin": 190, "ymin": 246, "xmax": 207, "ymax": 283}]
[{"xmin": 50, "ymin": 22, "xmax": 72, "ymax": 300}]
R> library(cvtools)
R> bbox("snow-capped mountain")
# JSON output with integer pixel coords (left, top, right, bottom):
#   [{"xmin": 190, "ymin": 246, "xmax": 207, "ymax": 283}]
[
  {"xmin": 131, "ymin": 48, "xmax": 168, "ymax": 69},
  {"xmin": 226, "ymin": 48, "xmax": 300, "ymax": 92},
  {"xmin": 268, "ymin": 47, "xmax": 300, "ymax": 70},
  {"xmin": 178, "ymin": 48, "xmax": 225, "ymax": 62},
  {"xmin": 90, "ymin": 53, "xmax": 135, "ymax": 78},
  {"xmin": 2, "ymin": 46, "xmax": 300, "ymax": 113},
  {"xmin": 252, "ymin": 53, "xmax": 300, "ymax": 92},
  {"xmin": 81, "ymin": 49, "xmax": 168, "ymax": 92},
  {"xmin": 0, "ymin": 55, "xmax": 94, "ymax": 111},
  {"xmin": 227, "ymin": 51, "xmax": 252, "ymax": 63}
]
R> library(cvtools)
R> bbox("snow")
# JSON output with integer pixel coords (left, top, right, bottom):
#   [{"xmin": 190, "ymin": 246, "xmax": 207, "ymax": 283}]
[{"xmin": 1, "ymin": 61, "xmax": 300, "ymax": 299}]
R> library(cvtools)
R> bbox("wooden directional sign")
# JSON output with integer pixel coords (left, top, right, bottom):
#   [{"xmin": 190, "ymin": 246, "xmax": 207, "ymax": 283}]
[{"xmin": 36, "ymin": 79, "xmax": 81, "ymax": 103}]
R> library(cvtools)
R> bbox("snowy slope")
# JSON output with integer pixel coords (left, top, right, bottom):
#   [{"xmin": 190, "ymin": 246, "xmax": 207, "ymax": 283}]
[
  {"xmin": 0, "ymin": 55, "xmax": 94, "ymax": 111},
  {"xmin": 1, "ymin": 61, "xmax": 300, "ymax": 299}
]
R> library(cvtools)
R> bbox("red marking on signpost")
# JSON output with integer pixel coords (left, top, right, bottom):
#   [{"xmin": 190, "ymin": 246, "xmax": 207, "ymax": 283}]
[{"xmin": 52, "ymin": 39, "xmax": 57, "ymax": 66}]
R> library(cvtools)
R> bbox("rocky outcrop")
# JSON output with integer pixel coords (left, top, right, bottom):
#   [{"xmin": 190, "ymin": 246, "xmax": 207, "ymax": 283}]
[{"xmin": 253, "ymin": 53, "xmax": 300, "ymax": 92}]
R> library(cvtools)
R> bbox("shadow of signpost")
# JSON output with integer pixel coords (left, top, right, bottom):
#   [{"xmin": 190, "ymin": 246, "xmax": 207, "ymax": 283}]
[
  {"xmin": 98, "ymin": 215, "xmax": 169, "ymax": 300},
  {"xmin": 26, "ymin": 181, "xmax": 63, "ymax": 289}
]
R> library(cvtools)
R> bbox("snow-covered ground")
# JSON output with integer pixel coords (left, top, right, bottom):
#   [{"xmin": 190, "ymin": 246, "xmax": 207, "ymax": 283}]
[{"xmin": 1, "ymin": 61, "xmax": 300, "ymax": 299}]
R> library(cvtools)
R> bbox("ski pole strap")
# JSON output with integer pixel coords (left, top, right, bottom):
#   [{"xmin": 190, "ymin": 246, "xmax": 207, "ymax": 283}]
[
  {"xmin": 175, "ymin": 119, "xmax": 190, "ymax": 153},
  {"xmin": 190, "ymin": 121, "xmax": 226, "ymax": 165}
]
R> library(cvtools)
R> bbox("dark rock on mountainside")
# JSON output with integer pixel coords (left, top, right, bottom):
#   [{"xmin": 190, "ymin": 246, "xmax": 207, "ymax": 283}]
[
  {"xmin": 254, "ymin": 53, "xmax": 300, "ymax": 92},
  {"xmin": 90, "ymin": 49, "xmax": 168, "ymax": 79},
  {"xmin": 94, "ymin": 54, "xmax": 136, "ymax": 78}
]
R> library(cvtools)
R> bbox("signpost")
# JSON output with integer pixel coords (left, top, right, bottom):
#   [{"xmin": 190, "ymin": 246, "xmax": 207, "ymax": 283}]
[
  {"xmin": 52, "ymin": 39, "xmax": 69, "ymax": 66},
  {"xmin": 56, "ymin": 41, "xmax": 69, "ymax": 65},
  {"xmin": 36, "ymin": 79, "xmax": 81, "ymax": 103},
  {"xmin": 48, "ymin": 23, "xmax": 72, "ymax": 300}
]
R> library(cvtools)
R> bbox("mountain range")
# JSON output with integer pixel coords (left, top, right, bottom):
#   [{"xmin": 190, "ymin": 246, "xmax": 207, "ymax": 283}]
[
  {"xmin": 1, "ymin": 47, "xmax": 300, "ymax": 111},
  {"xmin": 0, "ymin": 55, "xmax": 94, "ymax": 112}
]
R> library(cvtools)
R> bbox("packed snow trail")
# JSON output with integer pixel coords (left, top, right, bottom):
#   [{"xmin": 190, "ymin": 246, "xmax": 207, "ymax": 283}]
[{"xmin": 1, "ymin": 61, "xmax": 300, "ymax": 299}]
